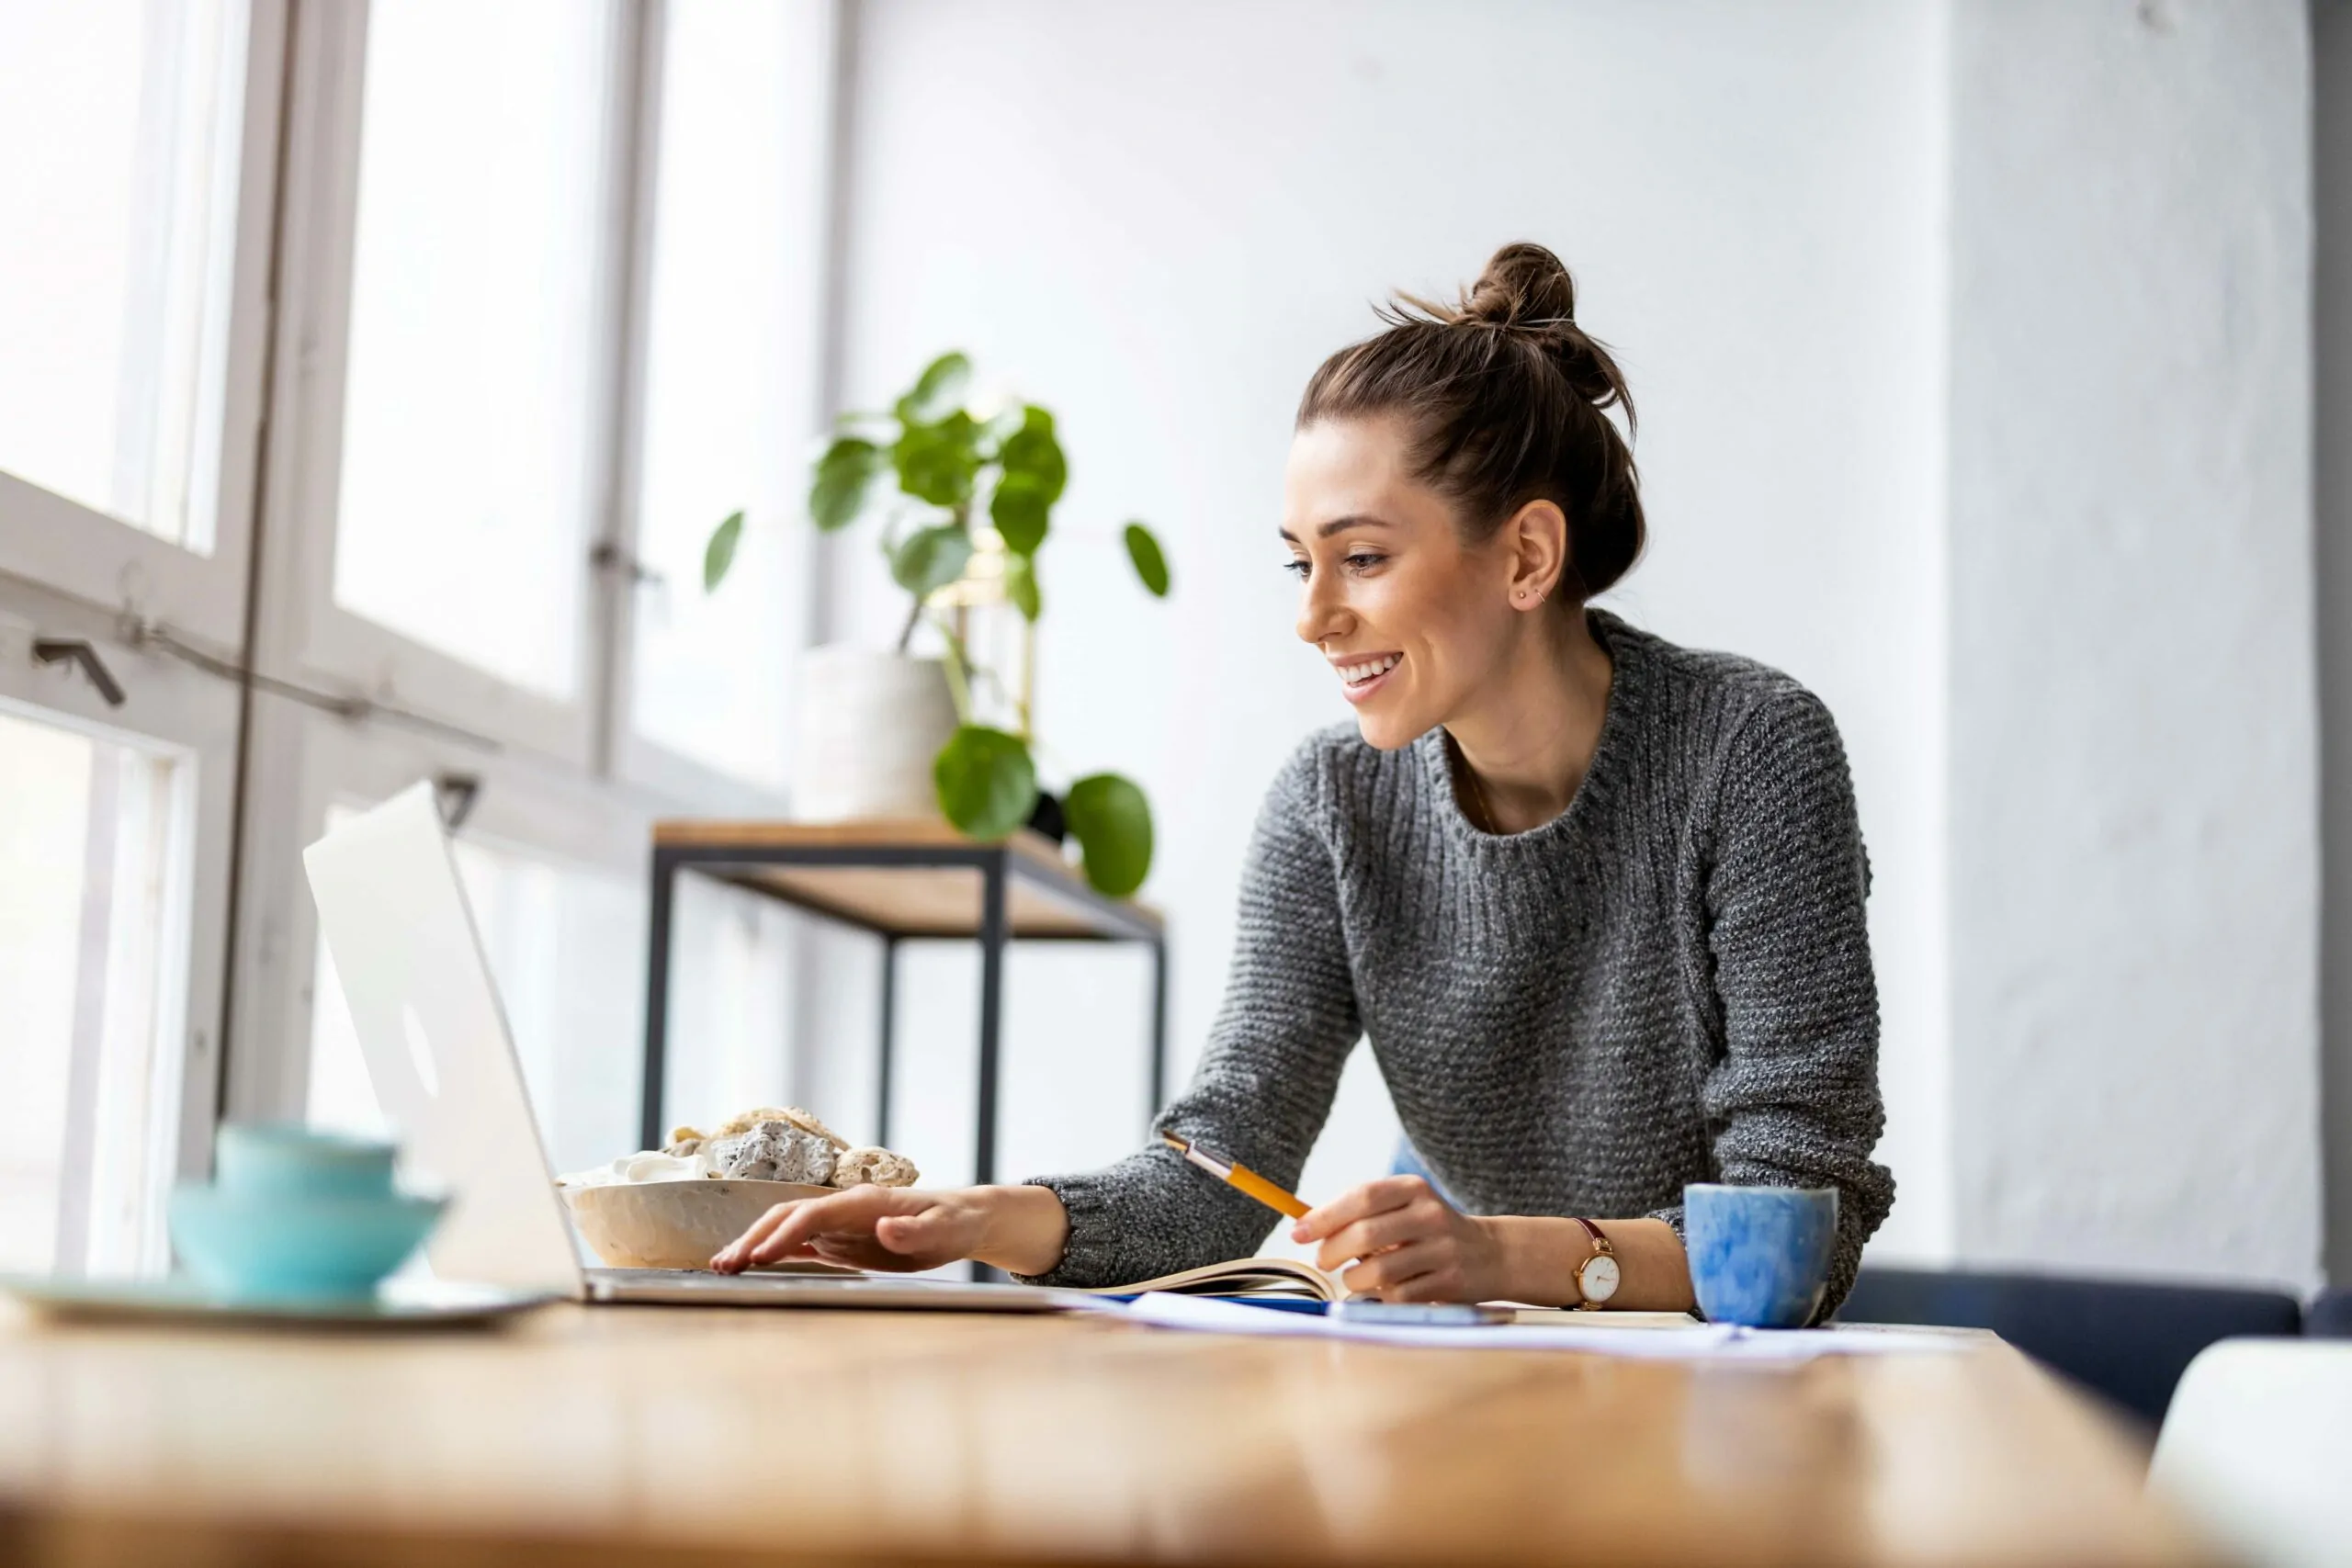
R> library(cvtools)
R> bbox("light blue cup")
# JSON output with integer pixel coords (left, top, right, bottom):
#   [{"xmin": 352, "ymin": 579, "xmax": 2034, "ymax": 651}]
[
  {"xmin": 170, "ymin": 1123, "xmax": 446, "ymax": 1303},
  {"xmin": 1685, "ymin": 1183, "xmax": 1838, "ymax": 1328}
]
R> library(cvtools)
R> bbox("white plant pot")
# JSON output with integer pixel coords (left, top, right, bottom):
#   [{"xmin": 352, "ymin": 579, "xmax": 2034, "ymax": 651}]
[{"xmin": 792, "ymin": 646, "xmax": 959, "ymax": 822}]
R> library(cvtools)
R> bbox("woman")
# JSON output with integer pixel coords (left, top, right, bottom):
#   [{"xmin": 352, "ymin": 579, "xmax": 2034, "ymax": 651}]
[{"xmin": 715, "ymin": 243, "xmax": 1895, "ymax": 1314}]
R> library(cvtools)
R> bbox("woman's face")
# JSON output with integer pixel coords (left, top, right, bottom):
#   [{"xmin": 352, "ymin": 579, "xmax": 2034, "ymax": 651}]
[{"xmin": 1282, "ymin": 414, "xmax": 1521, "ymax": 750}]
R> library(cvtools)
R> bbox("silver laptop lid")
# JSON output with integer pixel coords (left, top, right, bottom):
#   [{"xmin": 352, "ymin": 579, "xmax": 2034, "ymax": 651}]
[{"xmin": 302, "ymin": 783, "xmax": 582, "ymax": 1297}]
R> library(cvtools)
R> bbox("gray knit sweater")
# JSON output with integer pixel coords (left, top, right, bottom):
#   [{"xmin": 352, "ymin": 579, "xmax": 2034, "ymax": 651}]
[{"xmin": 1021, "ymin": 610, "xmax": 1894, "ymax": 1314}]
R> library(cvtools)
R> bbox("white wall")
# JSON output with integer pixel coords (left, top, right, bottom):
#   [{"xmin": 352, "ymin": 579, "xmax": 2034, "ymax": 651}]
[
  {"xmin": 1945, "ymin": 0, "xmax": 2319, "ymax": 1289},
  {"xmin": 821, "ymin": 0, "xmax": 1955, "ymax": 1255},
  {"xmin": 808, "ymin": 0, "xmax": 2325, "ymax": 1286}
]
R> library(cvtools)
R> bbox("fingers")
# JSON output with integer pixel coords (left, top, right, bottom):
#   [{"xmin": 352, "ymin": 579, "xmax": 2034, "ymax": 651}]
[
  {"xmin": 747, "ymin": 1186, "xmax": 918, "ymax": 1267},
  {"xmin": 1291, "ymin": 1176, "xmax": 1431, "ymax": 1246},
  {"xmin": 1314, "ymin": 1198, "xmax": 1444, "ymax": 1275},
  {"xmin": 710, "ymin": 1186, "xmax": 907, "ymax": 1273},
  {"xmin": 711, "ymin": 1199, "xmax": 806, "ymax": 1273},
  {"xmin": 1340, "ymin": 1240, "xmax": 1465, "ymax": 1303}
]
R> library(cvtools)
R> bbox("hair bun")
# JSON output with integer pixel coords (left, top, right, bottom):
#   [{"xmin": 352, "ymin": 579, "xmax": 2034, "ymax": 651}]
[
  {"xmin": 1422, "ymin": 243, "xmax": 1632, "ymax": 423},
  {"xmin": 1459, "ymin": 242, "xmax": 1578, "ymax": 331}
]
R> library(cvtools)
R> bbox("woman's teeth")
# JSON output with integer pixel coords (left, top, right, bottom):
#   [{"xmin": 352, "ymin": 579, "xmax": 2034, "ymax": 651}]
[{"xmin": 1339, "ymin": 654, "xmax": 1401, "ymax": 686}]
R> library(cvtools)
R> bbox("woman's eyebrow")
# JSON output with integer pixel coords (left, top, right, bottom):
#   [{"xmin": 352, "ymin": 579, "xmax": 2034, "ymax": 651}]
[{"xmin": 1277, "ymin": 513, "xmax": 1399, "ymax": 544}]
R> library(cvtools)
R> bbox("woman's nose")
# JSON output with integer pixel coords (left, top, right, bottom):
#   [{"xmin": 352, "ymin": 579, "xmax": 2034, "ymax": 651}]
[{"xmin": 1295, "ymin": 576, "xmax": 1350, "ymax": 647}]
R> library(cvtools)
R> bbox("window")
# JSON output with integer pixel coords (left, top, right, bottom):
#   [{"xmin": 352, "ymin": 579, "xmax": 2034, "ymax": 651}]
[
  {"xmin": 0, "ymin": 705, "xmax": 192, "ymax": 1278},
  {"xmin": 625, "ymin": 0, "xmax": 808, "ymax": 789},
  {"xmin": 0, "ymin": 0, "xmax": 249, "ymax": 550},
  {"xmin": 330, "ymin": 0, "xmax": 621, "ymax": 699},
  {"xmin": 3, "ymin": 0, "xmax": 848, "ymax": 1282},
  {"xmin": 625, "ymin": 0, "xmax": 836, "ymax": 791},
  {"xmin": 254, "ymin": 0, "xmax": 840, "ymax": 1179}
]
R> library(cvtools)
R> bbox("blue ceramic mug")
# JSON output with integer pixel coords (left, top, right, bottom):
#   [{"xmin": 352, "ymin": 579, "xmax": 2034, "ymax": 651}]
[{"xmin": 1684, "ymin": 1183, "xmax": 1838, "ymax": 1328}]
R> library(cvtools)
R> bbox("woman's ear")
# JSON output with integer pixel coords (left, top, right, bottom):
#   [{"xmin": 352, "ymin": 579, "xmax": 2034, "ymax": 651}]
[{"xmin": 1503, "ymin": 499, "xmax": 1569, "ymax": 610}]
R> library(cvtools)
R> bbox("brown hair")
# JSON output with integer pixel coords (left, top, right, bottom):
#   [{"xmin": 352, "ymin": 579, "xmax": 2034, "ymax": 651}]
[{"xmin": 1295, "ymin": 242, "xmax": 1644, "ymax": 600}]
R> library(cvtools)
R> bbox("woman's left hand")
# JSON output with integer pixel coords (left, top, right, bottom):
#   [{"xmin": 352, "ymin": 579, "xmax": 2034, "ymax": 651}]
[{"xmin": 1291, "ymin": 1176, "xmax": 1510, "ymax": 1303}]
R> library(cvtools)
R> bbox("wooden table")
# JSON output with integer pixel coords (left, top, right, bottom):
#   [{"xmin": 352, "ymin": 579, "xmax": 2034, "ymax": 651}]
[
  {"xmin": 0, "ymin": 1301, "xmax": 2210, "ymax": 1568},
  {"xmin": 642, "ymin": 820, "xmax": 1168, "ymax": 1181}
]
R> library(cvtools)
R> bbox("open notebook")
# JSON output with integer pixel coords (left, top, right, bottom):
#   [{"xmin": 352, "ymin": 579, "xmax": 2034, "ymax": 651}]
[{"xmin": 1080, "ymin": 1257, "xmax": 1341, "ymax": 1303}]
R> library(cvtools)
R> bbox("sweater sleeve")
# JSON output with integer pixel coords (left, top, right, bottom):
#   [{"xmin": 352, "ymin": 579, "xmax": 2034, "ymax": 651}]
[
  {"xmin": 1014, "ymin": 739, "xmax": 1363, "ymax": 1288},
  {"xmin": 1655, "ymin": 690, "xmax": 1895, "ymax": 1321}
]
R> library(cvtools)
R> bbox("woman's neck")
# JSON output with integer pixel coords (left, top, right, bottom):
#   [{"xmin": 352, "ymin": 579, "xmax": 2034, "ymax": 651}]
[{"xmin": 1445, "ymin": 609, "xmax": 1614, "ymax": 834}]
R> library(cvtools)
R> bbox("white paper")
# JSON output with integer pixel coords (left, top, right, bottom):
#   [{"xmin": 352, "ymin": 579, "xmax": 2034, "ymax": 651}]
[{"xmin": 1122, "ymin": 1292, "xmax": 1969, "ymax": 1359}]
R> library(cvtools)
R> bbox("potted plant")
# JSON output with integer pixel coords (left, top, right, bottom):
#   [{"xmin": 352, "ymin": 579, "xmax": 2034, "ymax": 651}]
[{"xmin": 703, "ymin": 352, "xmax": 1170, "ymax": 898}]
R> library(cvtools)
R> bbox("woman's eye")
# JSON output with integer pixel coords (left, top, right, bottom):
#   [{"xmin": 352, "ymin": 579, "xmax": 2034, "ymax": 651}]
[
  {"xmin": 1282, "ymin": 558, "xmax": 1311, "ymax": 581},
  {"xmin": 1344, "ymin": 553, "xmax": 1386, "ymax": 574}
]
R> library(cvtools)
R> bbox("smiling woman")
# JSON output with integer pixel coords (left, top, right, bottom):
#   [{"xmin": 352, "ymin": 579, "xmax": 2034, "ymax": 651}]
[{"xmin": 711, "ymin": 243, "xmax": 1895, "ymax": 1320}]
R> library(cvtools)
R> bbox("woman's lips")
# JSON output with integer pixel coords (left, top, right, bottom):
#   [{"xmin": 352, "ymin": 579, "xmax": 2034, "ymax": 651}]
[{"xmin": 1336, "ymin": 652, "xmax": 1402, "ymax": 705}]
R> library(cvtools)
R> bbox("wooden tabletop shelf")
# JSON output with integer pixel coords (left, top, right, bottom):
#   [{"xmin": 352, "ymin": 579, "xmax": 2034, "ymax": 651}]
[{"xmin": 650, "ymin": 818, "xmax": 1163, "ymax": 941}]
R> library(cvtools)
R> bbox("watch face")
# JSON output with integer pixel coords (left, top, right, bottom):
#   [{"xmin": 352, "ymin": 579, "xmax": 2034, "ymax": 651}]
[{"xmin": 1579, "ymin": 1253, "xmax": 1622, "ymax": 1303}]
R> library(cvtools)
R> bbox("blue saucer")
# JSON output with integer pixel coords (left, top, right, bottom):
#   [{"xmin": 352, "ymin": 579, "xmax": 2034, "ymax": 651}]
[{"xmin": 0, "ymin": 1273, "xmax": 557, "ymax": 1327}]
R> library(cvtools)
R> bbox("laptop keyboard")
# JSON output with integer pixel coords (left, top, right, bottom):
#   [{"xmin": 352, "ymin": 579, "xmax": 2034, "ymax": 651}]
[{"xmin": 587, "ymin": 1268, "xmax": 856, "ymax": 1291}]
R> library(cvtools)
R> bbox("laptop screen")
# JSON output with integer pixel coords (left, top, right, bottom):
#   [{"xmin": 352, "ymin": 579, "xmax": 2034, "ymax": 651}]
[{"xmin": 304, "ymin": 783, "xmax": 583, "ymax": 1296}]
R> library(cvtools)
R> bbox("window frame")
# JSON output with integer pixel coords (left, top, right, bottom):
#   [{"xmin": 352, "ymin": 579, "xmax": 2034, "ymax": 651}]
[
  {"xmin": 0, "ymin": 0, "xmax": 288, "ymax": 656},
  {"xmin": 3, "ymin": 0, "xmax": 854, "ymax": 1189},
  {"xmin": 253, "ymin": 0, "xmax": 644, "ymax": 771},
  {"xmin": 0, "ymin": 0, "xmax": 289, "ymax": 1221},
  {"xmin": 0, "ymin": 593, "xmax": 241, "ymax": 1223}
]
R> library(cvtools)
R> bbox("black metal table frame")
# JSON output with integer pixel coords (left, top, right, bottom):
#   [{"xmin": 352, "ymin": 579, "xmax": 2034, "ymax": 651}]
[{"xmin": 639, "ymin": 840, "xmax": 1169, "ymax": 1189}]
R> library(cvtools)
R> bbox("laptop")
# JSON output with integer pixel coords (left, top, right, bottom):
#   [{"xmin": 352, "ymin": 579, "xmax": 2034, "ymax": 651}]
[{"xmin": 301, "ymin": 782, "xmax": 1079, "ymax": 1312}]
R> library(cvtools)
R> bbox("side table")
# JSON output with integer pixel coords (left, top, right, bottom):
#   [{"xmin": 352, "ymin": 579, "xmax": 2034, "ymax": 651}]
[{"xmin": 639, "ymin": 819, "xmax": 1168, "ymax": 1189}]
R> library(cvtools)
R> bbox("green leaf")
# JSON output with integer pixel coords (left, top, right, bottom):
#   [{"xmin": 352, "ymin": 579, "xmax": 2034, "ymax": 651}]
[
  {"xmin": 989, "ymin": 471, "xmax": 1052, "ymax": 555},
  {"xmin": 703, "ymin": 510, "xmax": 744, "ymax": 592},
  {"xmin": 997, "ymin": 405, "xmax": 1067, "ymax": 504},
  {"xmin": 889, "ymin": 525, "xmax": 975, "ymax": 597},
  {"xmin": 896, "ymin": 351, "xmax": 972, "ymax": 425},
  {"xmin": 892, "ymin": 412, "xmax": 980, "ymax": 506},
  {"xmin": 933, "ymin": 725, "xmax": 1037, "ymax": 840},
  {"xmin": 809, "ymin": 438, "xmax": 883, "ymax": 531},
  {"xmin": 1004, "ymin": 551, "xmax": 1041, "ymax": 622},
  {"xmin": 1123, "ymin": 521, "xmax": 1171, "ymax": 597},
  {"xmin": 1064, "ymin": 773, "xmax": 1154, "ymax": 897}
]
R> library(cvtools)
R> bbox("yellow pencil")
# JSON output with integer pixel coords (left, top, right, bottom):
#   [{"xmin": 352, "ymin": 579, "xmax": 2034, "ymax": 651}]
[{"xmin": 1159, "ymin": 1131, "xmax": 1311, "ymax": 1221}]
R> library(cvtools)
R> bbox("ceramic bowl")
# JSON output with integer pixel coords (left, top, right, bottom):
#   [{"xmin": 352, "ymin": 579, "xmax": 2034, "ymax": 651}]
[
  {"xmin": 168, "ymin": 1186, "xmax": 447, "ymax": 1302},
  {"xmin": 563, "ymin": 1179, "xmax": 836, "ymax": 1270}
]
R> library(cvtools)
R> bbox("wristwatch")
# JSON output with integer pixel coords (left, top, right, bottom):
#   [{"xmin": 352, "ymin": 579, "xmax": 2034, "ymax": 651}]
[{"xmin": 1570, "ymin": 1216, "xmax": 1620, "ymax": 1310}]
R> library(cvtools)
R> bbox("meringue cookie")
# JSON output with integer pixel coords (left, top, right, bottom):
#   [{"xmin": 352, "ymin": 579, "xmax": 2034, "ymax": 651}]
[
  {"xmin": 830, "ymin": 1146, "xmax": 919, "ymax": 1189},
  {"xmin": 704, "ymin": 1120, "xmax": 838, "ymax": 1185}
]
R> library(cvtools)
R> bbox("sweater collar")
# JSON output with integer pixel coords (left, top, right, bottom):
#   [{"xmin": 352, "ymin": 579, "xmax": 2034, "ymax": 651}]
[{"xmin": 1417, "ymin": 606, "xmax": 1648, "ymax": 852}]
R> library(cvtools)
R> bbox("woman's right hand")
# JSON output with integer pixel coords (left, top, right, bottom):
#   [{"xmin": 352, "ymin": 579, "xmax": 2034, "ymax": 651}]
[{"xmin": 708, "ymin": 1183, "xmax": 1069, "ymax": 1278}]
